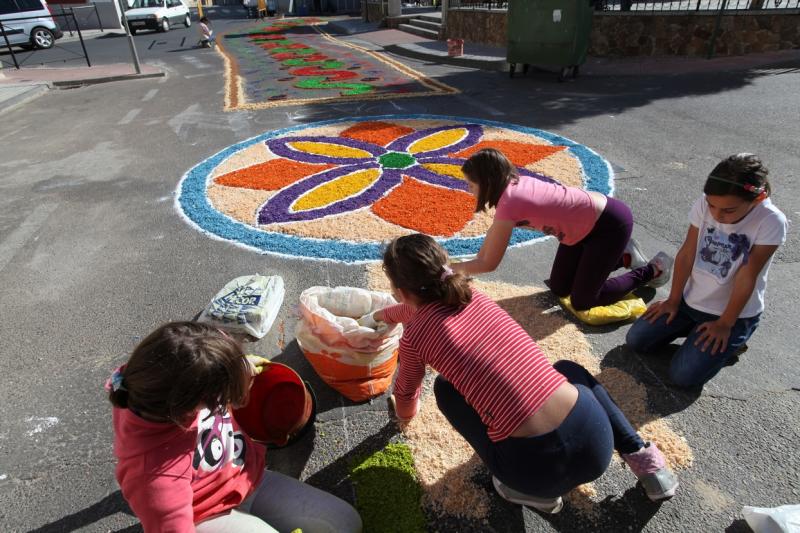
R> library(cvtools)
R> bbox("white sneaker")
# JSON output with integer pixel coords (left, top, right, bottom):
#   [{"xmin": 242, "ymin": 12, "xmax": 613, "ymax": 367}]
[
  {"xmin": 624, "ymin": 238, "xmax": 648, "ymax": 270},
  {"xmin": 647, "ymin": 252, "xmax": 674, "ymax": 288},
  {"xmin": 492, "ymin": 476, "xmax": 564, "ymax": 514}
]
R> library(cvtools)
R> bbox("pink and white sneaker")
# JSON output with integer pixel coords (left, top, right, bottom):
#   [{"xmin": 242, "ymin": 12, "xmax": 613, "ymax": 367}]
[{"xmin": 621, "ymin": 442, "xmax": 679, "ymax": 501}]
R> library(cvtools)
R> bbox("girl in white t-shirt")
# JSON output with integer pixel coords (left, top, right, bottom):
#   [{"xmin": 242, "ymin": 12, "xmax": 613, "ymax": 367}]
[{"xmin": 626, "ymin": 153, "xmax": 787, "ymax": 388}]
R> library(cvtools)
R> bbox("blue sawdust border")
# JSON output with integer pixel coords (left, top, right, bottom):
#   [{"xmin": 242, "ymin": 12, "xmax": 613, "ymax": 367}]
[{"xmin": 175, "ymin": 114, "xmax": 614, "ymax": 263}]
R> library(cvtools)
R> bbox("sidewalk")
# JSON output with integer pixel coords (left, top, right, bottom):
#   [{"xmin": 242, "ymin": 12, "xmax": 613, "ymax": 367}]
[{"xmin": 0, "ymin": 62, "xmax": 163, "ymax": 114}]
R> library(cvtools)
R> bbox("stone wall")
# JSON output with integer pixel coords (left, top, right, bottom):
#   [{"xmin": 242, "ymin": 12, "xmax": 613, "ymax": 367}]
[
  {"xmin": 444, "ymin": 7, "xmax": 800, "ymax": 57},
  {"xmin": 591, "ymin": 11, "xmax": 800, "ymax": 56},
  {"xmin": 445, "ymin": 8, "xmax": 507, "ymax": 47}
]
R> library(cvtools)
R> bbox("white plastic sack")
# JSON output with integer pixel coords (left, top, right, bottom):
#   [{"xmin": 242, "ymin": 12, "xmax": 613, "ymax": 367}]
[
  {"xmin": 198, "ymin": 275, "xmax": 285, "ymax": 339},
  {"xmin": 297, "ymin": 286, "xmax": 402, "ymax": 351},
  {"xmin": 743, "ymin": 505, "xmax": 800, "ymax": 533}
]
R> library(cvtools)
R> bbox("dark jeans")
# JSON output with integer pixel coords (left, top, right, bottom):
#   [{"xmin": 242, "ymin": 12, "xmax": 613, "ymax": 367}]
[
  {"xmin": 434, "ymin": 361, "xmax": 645, "ymax": 498},
  {"xmin": 549, "ymin": 197, "xmax": 655, "ymax": 311},
  {"xmin": 626, "ymin": 299, "xmax": 760, "ymax": 388}
]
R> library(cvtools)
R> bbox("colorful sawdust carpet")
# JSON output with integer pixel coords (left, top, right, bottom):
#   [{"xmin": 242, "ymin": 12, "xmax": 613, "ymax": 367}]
[
  {"xmin": 176, "ymin": 115, "xmax": 614, "ymax": 262},
  {"xmin": 219, "ymin": 18, "xmax": 457, "ymax": 110}
]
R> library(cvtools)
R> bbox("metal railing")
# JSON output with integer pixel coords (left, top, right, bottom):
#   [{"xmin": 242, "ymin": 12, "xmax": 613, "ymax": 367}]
[
  {"xmin": 0, "ymin": 11, "xmax": 90, "ymax": 69},
  {"xmin": 449, "ymin": 0, "xmax": 508, "ymax": 8},
  {"xmin": 595, "ymin": 0, "xmax": 799, "ymax": 11},
  {"xmin": 449, "ymin": 0, "xmax": 798, "ymax": 9}
]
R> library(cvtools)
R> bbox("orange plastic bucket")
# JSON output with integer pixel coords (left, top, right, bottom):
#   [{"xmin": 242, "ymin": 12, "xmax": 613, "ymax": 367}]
[{"xmin": 233, "ymin": 362, "xmax": 316, "ymax": 448}]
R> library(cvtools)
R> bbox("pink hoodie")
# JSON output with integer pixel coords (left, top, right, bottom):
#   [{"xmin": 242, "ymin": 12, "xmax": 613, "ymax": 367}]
[{"xmin": 113, "ymin": 407, "xmax": 266, "ymax": 532}]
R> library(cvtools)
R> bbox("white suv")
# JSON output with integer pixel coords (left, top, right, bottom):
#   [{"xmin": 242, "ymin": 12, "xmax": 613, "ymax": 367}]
[
  {"xmin": 125, "ymin": 0, "xmax": 190, "ymax": 34},
  {"xmin": 0, "ymin": 0, "xmax": 63, "ymax": 49}
]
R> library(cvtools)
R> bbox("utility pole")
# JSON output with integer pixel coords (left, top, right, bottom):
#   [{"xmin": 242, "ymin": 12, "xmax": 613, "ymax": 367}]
[{"xmin": 117, "ymin": 0, "xmax": 142, "ymax": 74}]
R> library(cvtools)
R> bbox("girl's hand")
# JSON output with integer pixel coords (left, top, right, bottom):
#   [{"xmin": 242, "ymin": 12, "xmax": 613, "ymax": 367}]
[
  {"xmin": 357, "ymin": 312, "xmax": 378, "ymax": 329},
  {"xmin": 694, "ymin": 320, "xmax": 733, "ymax": 355},
  {"xmin": 388, "ymin": 394, "xmax": 412, "ymax": 428},
  {"xmin": 643, "ymin": 299, "xmax": 680, "ymax": 324}
]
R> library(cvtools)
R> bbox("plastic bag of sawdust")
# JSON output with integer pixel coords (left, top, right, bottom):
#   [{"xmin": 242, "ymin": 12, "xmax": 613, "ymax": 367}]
[
  {"xmin": 198, "ymin": 275, "xmax": 285, "ymax": 339},
  {"xmin": 743, "ymin": 505, "xmax": 800, "ymax": 533},
  {"xmin": 296, "ymin": 286, "xmax": 402, "ymax": 402}
]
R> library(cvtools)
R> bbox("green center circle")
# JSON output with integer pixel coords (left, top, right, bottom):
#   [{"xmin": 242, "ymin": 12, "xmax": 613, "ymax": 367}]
[{"xmin": 378, "ymin": 152, "xmax": 416, "ymax": 169}]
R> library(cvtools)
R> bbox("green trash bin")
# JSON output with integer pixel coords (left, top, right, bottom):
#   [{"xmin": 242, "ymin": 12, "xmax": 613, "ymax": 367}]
[{"xmin": 506, "ymin": 0, "xmax": 593, "ymax": 81}]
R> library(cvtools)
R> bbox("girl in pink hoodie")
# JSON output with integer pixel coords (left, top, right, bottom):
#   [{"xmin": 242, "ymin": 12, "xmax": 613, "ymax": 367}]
[{"xmin": 108, "ymin": 321, "xmax": 362, "ymax": 533}]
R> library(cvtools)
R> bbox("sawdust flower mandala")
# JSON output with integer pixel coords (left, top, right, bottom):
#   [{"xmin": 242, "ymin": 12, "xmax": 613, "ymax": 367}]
[
  {"xmin": 236, "ymin": 123, "xmax": 486, "ymax": 235},
  {"xmin": 178, "ymin": 116, "xmax": 614, "ymax": 262}
]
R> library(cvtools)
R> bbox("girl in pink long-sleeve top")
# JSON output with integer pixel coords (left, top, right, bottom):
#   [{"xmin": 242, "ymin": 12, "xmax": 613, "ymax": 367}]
[{"xmin": 362, "ymin": 234, "xmax": 678, "ymax": 512}]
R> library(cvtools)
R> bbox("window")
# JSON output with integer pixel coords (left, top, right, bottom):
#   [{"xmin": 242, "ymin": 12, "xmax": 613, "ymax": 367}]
[
  {"xmin": 15, "ymin": 0, "xmax": 44, "ymax": 11},
  {"xmin": 0, "ymin": 0, "xmax": 18, "ymax": 15}
]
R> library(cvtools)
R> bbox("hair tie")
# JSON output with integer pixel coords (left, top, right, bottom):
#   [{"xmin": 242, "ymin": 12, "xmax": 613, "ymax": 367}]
[
  {"xmin": 440, "ymin": 265, "xmax": 454, "ymax": 281},
  {"xmin": 105, "ymin": 365, "xmax": 127, "ymax": 393},
  {"xmin": 708, "ymin": 175, "xmax": 765, "ymax": 195}
]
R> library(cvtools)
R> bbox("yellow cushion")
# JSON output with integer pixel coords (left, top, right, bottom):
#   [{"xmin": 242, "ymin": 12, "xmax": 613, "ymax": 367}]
[{"xmin": 559, "ymin": 293, "xmax": 647, "ymax": 326}]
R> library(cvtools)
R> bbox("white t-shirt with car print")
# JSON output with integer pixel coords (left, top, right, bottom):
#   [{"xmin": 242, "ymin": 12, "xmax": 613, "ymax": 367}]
[{"xmin": 684, "ymin": 196, "xmax": 787, "ymax": 318}]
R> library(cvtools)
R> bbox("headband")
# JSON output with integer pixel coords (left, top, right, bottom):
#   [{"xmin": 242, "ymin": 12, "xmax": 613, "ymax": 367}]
[{"xmin": 708, "ymin": 175, "xmax": 765, "ymax": 195}]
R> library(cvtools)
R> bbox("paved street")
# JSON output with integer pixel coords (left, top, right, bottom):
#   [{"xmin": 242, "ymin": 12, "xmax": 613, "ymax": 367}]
[{"xmin": 0, "ymin": 9, "xmax": 798, "ymax": 532}]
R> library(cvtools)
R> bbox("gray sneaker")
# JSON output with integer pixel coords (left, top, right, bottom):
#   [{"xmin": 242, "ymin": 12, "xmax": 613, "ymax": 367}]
[
  {"xmin": 646, "ymin": 252, "xmax": 674, "ymax": 288},
  {"xmin": 624, "ymin": 238, "xmax": 648, "ymax": 270},
  {"xmin": 492, "ymin": 476, "xmax": 564, "ymax": 514},
  {"xmin": 621, "ymin": 442, "xmax": 679, "ymax": 501}
]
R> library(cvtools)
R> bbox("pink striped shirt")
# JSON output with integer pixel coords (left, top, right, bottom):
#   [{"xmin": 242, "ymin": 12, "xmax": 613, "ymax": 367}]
[{"xmin": 383, "ymin": 289, "xmax": 566, "ymax": 442}]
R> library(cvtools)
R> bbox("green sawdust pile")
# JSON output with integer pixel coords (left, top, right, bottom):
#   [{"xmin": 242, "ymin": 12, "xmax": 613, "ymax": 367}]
[{"xmin": 350, "ymin": 443, "xmax": 426, "ymax": 533}]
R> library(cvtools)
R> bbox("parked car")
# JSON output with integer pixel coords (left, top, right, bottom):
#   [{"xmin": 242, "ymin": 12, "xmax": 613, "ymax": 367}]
[
  {"xmin": 124, "ymin": 0, "xmax": 190, "ymax": 35},
  {"xmin": 0, "ymin": 0, "xmax": 63, "ymax": 50}
]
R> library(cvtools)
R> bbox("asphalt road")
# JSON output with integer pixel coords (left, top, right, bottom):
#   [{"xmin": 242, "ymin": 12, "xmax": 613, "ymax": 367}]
[{"xmin": 0, "ymin": 13, "xmax": 798, "ymax": 532}]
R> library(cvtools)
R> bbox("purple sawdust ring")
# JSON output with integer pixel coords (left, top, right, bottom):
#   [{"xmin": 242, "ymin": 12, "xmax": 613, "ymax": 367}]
[
  {"xmin": 386, "ymin": 124, "xmax": 483, "ymax": 157},
  {"xmin": 265, "ymin": 136, "xmax": 386, "ymax": 165},
  {"xmin": 257, "ymin": 163, "xmax": 403, "ymax": 224},
  {"xmin": 402, "ymin": 163, "xmax": 470, "ymax": 192}
]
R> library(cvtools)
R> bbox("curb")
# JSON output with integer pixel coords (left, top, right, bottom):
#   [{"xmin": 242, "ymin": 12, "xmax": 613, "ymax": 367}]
[
  {"xmin": 51, "ymin": 71, "xmax": 165, "ymax": 88},
  {"xmin": 0, "ymin": 84, "xmax": 49, "ymax": 115},
  {"xmin": 384, "ymin": 43, "xmax": 508, "ymax": 72}
]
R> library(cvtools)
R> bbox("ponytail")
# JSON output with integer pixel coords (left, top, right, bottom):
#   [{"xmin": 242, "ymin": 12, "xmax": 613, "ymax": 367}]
[{"xmin": 383, "ymin": 234, "xmax": 473, "ymax": 307}]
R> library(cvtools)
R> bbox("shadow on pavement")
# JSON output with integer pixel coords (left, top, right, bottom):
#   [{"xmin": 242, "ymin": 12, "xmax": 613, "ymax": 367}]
[
  {"xmin": 601, "ymin": 345, "xmax": 702, "ymax": 418},
  {"xmin": 265, "ymin": 56, "xmax": 799, "ymax": 135},
  {"xmin": 27, "ymin": 490, "xmax": 137, "ymax": 533}
]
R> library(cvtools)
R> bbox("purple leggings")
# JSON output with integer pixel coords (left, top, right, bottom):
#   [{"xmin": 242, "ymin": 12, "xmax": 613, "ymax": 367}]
[{"xmin": 549, "ymin": 197, "xmax": 655, "ymax": 311}]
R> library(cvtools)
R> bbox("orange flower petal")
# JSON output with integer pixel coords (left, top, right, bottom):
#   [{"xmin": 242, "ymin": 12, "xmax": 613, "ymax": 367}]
[
  {"xmin": 215, "ymin": 159, "xmax": 334, "ymax": 191},
  {"xmin": 340, "ymin": 121, "xmax": 415, "ymax": 147},
  {"xmin": 372, "ymin": 177, "xmax": 475, "ymax": 237},
  {"xmin": 452, "ymin": 140, "xmax": 566, "ymax": 168}
]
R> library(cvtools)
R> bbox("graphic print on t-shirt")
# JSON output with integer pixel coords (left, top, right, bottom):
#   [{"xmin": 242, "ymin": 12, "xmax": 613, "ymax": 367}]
[
  {"xmin": 192, "ymin": 409, "xmax": 248, "ymax": 474},
  {"xmin": 698, "ymin": 227, "xmax": 751, "ymax": 280}
]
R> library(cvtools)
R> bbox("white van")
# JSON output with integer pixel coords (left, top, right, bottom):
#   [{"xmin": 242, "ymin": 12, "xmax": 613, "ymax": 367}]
[
  {"xmin": 124, "ymin": 0, "xmax": 190, "ymax": 34},
  {"xmin": 0, "ymin": 0, "xmax": 63, "ymax": 49}
]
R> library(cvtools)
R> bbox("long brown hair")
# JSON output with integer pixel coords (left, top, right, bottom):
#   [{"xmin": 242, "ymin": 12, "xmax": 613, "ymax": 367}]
[
  {"xmin": 108, "ymin": 322, "xmax": 250, "ymax": 423},
  {"xmin": 383, "ymin": 234, "xmax": 472, "ymax": 307},
  {"xmin": 704, "ymin": 153, "xmax": 771, "ymax": 201},
  {"xmin": 461, "ymin": 148, "xmax": 518, "ymax": 212}
]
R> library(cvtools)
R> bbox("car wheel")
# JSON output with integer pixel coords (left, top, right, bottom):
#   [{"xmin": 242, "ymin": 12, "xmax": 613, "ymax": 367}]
[
  {"xmin": 31, "ymin": 27, "xmax": 55, "ymax": 49},
  {"xmin": 160, "ymin": 18, "xmax": 169, "ymax": 32},
  {"xmin": 184, "ymin": 14, "xmax": 191, "ymax": 27},
  {"xmin": 130, "ymin": 27, "xmax": 137, "ymax": 35}
]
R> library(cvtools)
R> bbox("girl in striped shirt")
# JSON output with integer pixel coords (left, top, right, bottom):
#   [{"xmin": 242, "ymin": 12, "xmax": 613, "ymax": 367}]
[{"xmin": 361, "ymin": 234, "xmax": 678, "ymax": 512}]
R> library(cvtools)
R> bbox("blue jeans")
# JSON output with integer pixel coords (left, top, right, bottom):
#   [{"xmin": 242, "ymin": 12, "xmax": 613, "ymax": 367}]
[
  {"xmin": 626, "ymin": 299, "xmax": 760, "ymax": 388},
  {"xmin": 434, "ymin": 361, "xmax": 645, "ymax": 498}
]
